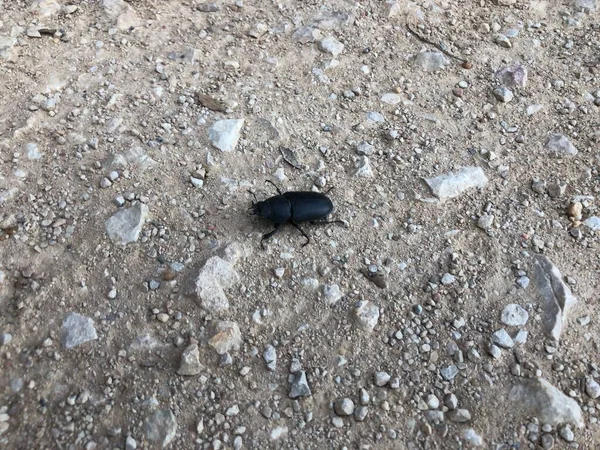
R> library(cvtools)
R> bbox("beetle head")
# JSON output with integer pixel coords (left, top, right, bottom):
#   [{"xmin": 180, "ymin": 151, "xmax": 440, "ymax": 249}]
[
  {"xmin": 248, "ymin": 190, "xmax": 270, "ymax": 218},
  {"xmin": 249, "ymin": 199, "xmax": 271, "ymax": 218}
]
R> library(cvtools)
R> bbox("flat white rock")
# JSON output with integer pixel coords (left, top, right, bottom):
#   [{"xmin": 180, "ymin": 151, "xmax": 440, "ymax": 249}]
[
  {"xmin": 424, "ymin": 166, "xmax": 488, "ymax": 201},
  {"xmin": 208, "ymin": 119, "xmax": 245, "ymax": 152}
]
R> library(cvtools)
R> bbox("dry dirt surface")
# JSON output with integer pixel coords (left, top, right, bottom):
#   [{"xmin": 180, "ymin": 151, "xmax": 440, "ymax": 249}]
[{"xmin": 1, "ymin": 0, "xmax": 600, "ymax": 449}]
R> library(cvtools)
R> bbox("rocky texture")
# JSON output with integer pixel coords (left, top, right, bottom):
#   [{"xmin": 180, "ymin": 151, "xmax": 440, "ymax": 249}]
[
  {"xmin": 424, "ymin": 167, "xmax": 488, "ymax": 201},
  {"xmin": 144, "ymin": 410, "xmax": 177, "ymax": 448},
  {"xmin": 500, "ymin": 304, "xmax": 529, "ymax": 326},
  {"xmin": 208, "ymin": 321, "xmax": 242, "ymax": 355},
  {"xmin": 532, "ymin": 255, "xmax": 577, "ymax": 341},
  {"xmin": 509, "ymin": 378, "xmax": 584, "ymax": 428},
  {"xmin": 61, "ymin": 313, "xmax": 98, "ymax": 349},
  {"xmin": 193, "ymin": 256, "xmax": 241, "ymax": 313},
  {"xmin": 105, "ymin": 203, "xmax": 149, "ymax": 245},
  {"xmin": 208, "ymin": 119, "xmax": 245, "ymax": 152},
  {"xmin": 177, "ymin": 343, "xmax": 203, "ymax": 376},
  {"xmin": 544, "ymin": 134, "xmax": 578, "ymax": 157}
]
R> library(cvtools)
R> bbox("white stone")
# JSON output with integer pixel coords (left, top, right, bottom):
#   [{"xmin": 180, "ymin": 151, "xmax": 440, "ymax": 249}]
[
  {"xmin": 509, "ymin": 378, "xmax": 584, "ymax": 428},
  {"xmin": 533, "ymin": 255, "xmax": 577, "ymax": 342},
  {"xmin": 381, "ymin": 93, "xmax": 402, "ymax": 105},
  {"xmin": 583, "ymin": 216, "xmax": 600, "ymax": 231},
  {"xmin": 194, "ymin": 256, "xmax": 240, "ymax": 313},
  {"xmin": 208, "ymin": 321, "xmax": 242, "ymax": 355},
  {"xmin": 144, "ymin": 410, "xmax": 177, "ymax": 448},
  {"xmin": 501, "ymin": 304, "xmax": 529, "ymax": 326},
  {"xmin": 322, "ymin": 284, "xmax": 343, "ymax": 304},
  {"xmin": 61, "ymin": 313, "xmax": 98, "ymax": 349},
  {"xmin": 208, "ymin": 119, "xmax": 245, "ymax": 152},
  {"xmin": 105, "ymin": 203, "xmax": 149, "ymax": 245},
  {"xmin": 424, "ymin": 166, "xmax": 488, "ymax": 201},
  {"xmin": 414, "ymin": 51, "xmax": 449, "ymax": 71},
  {"xmin": 353, "ymin": 301, "xmax": 380, "ymax": 332},
  {"xmin": 545, "ymin": 134, "xmax": 577, "ymax": 157},
  {"xmin": 317, "ymin": 36, "xmax": 344, "ymax": 56}
]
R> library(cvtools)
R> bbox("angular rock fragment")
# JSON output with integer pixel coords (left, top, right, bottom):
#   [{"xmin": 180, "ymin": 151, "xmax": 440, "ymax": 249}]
[
  {"xmin": 424, "ymin": 167, "xmax": 488, "ymax": 201},
  {"xmin": 105, "ymin": 203, "xmax": 149, "ymax": 245},
  {"xmin": 193, "ymin": 256, "xmax": 240, "ymax": 313},
  {"xmin": 61, "ymin": 313, "xmax": 98, "ymax": 349},
  {"xmin": 495, "ymin": 64, "xmax": 528, "ymax": 87},
  {"xmin": 353, "ymin": 301, "xmax": 380, "ymax": 332},
  {"xmin": 289, "ymin": 371, "xmax": 311, "ymax": 398},
  {"xmin": 508, "ymin": 378, "xmax": 584, "ymax": 428},
  {"xmin": 317, "ymin": 36, "xmax": 344, "ymax": 56},
  {"xmin": 208, "ymin": 321, "xmax": 242, "ymax": 355},
  {"xmin": 414, "ymin": 51, "xmax": 449, "ymax": 71},
  {"xmin": 177, "ymin": 343, "xmax": 203, "ymax": 376},
  {"xmin": 544, "ymin": 134, "xmax": 577, "ymax": 157},
  {"xmin": 144, "ymin": 410, "xmax": 177, "ymax": 448},
  {"xmin": 532, "ymin": 255, "xmax": 577, "ymax": 341},
  {"xmin": 208, "ymin": 119, "xmax": 245, "ymax": 152},
  {"xmin": 501, "ymin": 304, "xmax": 529, "ymax": 326}
]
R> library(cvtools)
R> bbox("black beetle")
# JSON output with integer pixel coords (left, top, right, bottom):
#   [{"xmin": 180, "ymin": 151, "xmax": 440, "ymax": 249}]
[{"xmin": 249, "ymin": 180, "xmax": 345, "ymax": 247}]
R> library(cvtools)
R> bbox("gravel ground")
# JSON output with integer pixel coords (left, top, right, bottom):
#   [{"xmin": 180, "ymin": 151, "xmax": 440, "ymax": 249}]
[{"xmin": 1, "ymin": 0, "xmax": 600, "ymax": 449}]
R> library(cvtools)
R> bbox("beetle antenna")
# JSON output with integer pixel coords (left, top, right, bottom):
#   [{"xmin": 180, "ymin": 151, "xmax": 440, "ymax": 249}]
[
  {"xmin": 265, "ymin": 179, "xmax": 282, "ymax": 195},
  {"xmin": 247, "ymin": 189, "xmax": 258, "ymax": 203},
  {"xmin": 324, "ymin": 186, "xmax": 335, "ymax": 195}
]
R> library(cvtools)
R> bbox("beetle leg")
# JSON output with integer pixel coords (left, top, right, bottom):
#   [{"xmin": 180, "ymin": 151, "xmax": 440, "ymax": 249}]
[
  {"xmin": 310, "ymin": 219, "xmax": 346, "ymax": 226},
  {"xmin": 291, "ymin": 223, "xmax": 311, "ymax": 247},
  {"xmin": 260, "ymin": 224, "xmax": 281, "ymax": 248},
  {"xmin": 265, "ymin": 179, "xmax": 283, "ymax": 195}
]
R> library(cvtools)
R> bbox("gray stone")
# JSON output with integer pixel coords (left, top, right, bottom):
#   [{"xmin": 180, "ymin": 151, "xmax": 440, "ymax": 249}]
[
  {"xmin": 516, "ymin": 276, "xmax": 530, "ymax": 288},
  {"xmin": 541, "ymin": 434, "xmax": 554, "ymax": 449},
  {"xmin": 544, "ymin": 134, "xmax": 577, "ymax": 157},
  {"xmin": 441, "ymin": 273, "xmax": 455, "ymax": 285},
  {"xmin": 477, "ymin": 214, "xmax": 494, "ymax": 230},
  {"xmin": 374, "ymin": 371, "xmax": 391, "ymax": 386},
  {"xmin": 33, "ymin": 0, "xmax": 61, "ymax": 16},
  {"xmin": 289, "ymin": 371, "xmax": 311, "ymax": 398},
  {"xmin": 492, "ymin": 328, "xmax": 514, "ymax": 348},
  {"xmin": 322, "ymin": 284, "xmax": 343, "ymax": 304},
  {"xmin": 380, "ymin": 93, "xmax": 402, "ymax": 105},
  {"xmin": 354, "ymin": 406, "xmax": 368, "ymax": 421},
  {"xmin": 331, "ymin": 417, "xmax": 344, "ymax": 428},
  {"xmin": 559, "ymin": 425, "xmax": 574, "ymax": 442},
  {"xmin": 354, "ymin": 156, "xmax": 373, "ymax": 177},
  {"xmin": 61, "ymin": 313, "xmax": 98, "ymax": 349},
  {"xmin": 353, "ymin": 301, "xmax": 380, "ymax": 332},
  {"xmin": 0, "ymin": 333, "xmax": 12, "ymax": 346},
  {"xmin": 334, "ymin": 398, "xmax": 355, "ymax": 416},
  {"xmin": 197, "ymin": 2, "xmax": 220, "ymax": 12},
  {"xmin": 208, "ymin": 321, "xmax": 242, "ymax": 355},
  {"xmin": 508, "ymin": 378, "xmax": 584, "ymax": 428},
  {"xmin": 576, "ymin": 0, "xmax": 596, "ymax": 10},
  {"xmin": 356, "ymin": 141, "xmax": 374, "ymax": 156},
  {"xmin": 583, "ymin": 216, "xmax": 600, "ymax": 231},
  {"xmin": 0, "ymin": 36, "xmax": 17, "ymax": 60},
  {"xmin": 585, "ymin": 377, "xmax": 600, "ymax": 399},
  {"xmin": 317, "ymin": 36, "xmax": 344, "ymax": 56},
  {"xmin": 208, "ymin": 119, "xmax": 245, "ymax": 152},
  {"xmin": 177, "ymin": 343, "xmax": 203, "ymax": 376},
  {"xmin": 501, "ymin": 304, "xmax": 529, "ymax": 326},
  {"xmin": 414, "ymin": 51, "xmax": 449, "ymax": 71},
  {"xmin": 426, "ymin": 394, "xmax": 440, "ymax": 409},
  {"xmin": 125, "ymin": 436, "xmax": 137, "ymax": 450},
  {"xmin": 495, "ymin": 34, "xmax": 512, "ymax": 48},
  {"xmin": 441, "ymin": 365, "xmax": 459, "ymax": 381},
  {"xmin": 532, "ymin": 255, "xmax": 577, "ymax": 342},
  {"xmin": 105, "ymin": 203, "xmax": 149, "ymax": 245},
  {"xmin": 444, "ymin": 393, "xmax": 458, "ymax": 410},
  {"xmin": 464, "ymin": 428, "xmax": 484, "ymax": 446},
  {"xmin": 495, "ymin": 64, "xmax": 528, "ymax": 87},
  {"xmin": 26, "ymin": 143, "xmax": 43, "ymax": 160},
  {"xmin": 144, "ymin": 410, "xmax": 177, "ymax": 448},
  {"xmin": 366, "ymin": 111, "xmax": 384, "ymax": 123},
  {"xmin": 493, "ymin": 86, "xmax": 514, "ymax": 102},
  {"xmin": 263, "ymin": 345, "xmax": 277, "ymax": 371},
  {"xmin": 424, "ymin": 166, "xmax": 488, "ymax": 201},
  {"xmin": 450, "ymin": 409, "xmax": 471, "ymax": 423},
  {"xmin": 193, "ymin": 256, "xmax": 240, "ymax": 313},
  {"xmin": 487, "ymin": 344, "xmax": 502, "ymax": 359}
]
